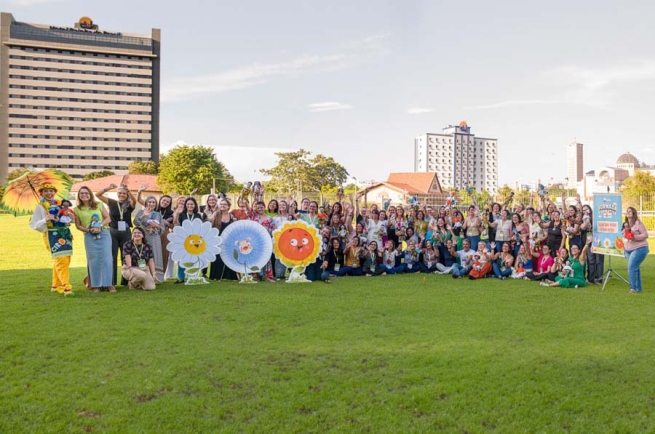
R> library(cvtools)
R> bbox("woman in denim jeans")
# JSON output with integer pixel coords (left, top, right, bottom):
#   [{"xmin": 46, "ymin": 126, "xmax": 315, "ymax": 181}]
[{"xmin": 623, "ymin": 207, "xmax": 649, "ymax": 293}]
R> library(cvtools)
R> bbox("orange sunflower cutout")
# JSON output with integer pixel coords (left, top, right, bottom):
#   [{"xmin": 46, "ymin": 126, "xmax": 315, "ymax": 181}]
[{"xmin": 272, "ymin": 220, "xmax": 322, "ymax": 283}]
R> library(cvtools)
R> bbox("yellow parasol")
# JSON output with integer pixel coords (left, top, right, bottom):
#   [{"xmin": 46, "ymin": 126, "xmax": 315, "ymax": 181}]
[{"xmin": 1, "ymin": 169, "xmax": 73, "ymax": 216}]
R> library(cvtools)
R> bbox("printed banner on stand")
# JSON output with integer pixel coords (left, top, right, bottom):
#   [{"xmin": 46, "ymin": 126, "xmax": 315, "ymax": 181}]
[{"xmin": 591, "ymin": 193, "xmax": 624, "ymax": 257}]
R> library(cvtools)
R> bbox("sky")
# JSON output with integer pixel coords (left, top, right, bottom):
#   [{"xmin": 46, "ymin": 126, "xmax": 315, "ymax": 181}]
[{"xmin": 5, "ymin": 0, "xmax": 655, "ymax": 187}]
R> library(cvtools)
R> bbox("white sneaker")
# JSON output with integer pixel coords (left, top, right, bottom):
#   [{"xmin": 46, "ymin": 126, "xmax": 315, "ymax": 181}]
[{"xmin": 540, "ymin": 282, "xmax": 549, "ymax": 287}]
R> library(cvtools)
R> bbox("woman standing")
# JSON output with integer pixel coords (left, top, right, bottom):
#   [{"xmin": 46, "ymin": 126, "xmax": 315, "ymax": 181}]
[
  {"xmin": 231, "ymin": 198, "xmax": 250, "ymax": 220},
  {"xmin": 266, "ymin": 199, "xmax": 279, "ymax": 218},
  {"xmin": 489, "ymin": 210, "xmax": 512, "ymax": 252},
  {"xmin": 96, "ymin": 183, "xmax": 139, "ymax": 287},
  {"xmin": 202, "ymin": 194, "xmax": 220, "ymax": 223},
  {"xmin": 462, "ymin": 206, "xmax": 482, "ymax": 250},
  {"xmin": 528, "ymin": 211, "xmax": 547, "ymax": 250},
  {"xmin": 158, "ymin": 195, "xmax": 175, "ymax": 280},
  {"xmin": 563, "ymin": 205, "xmax": 582, "ymax": 250},
  {"xmin": 542, "ymin": 210, "xmax": 565, "ymax": 256},
  {"xmin": 623, "ymin": 207, "xmax": 650, "ymax": 293},
  {"xmin": 510, "ymin": 213, "xmax": 530, "ymax": 257},
  {"xmin": 210, "ymin": 198, "xmax": 239, "ymax": 281},
  {"xmin": 121, "ymin": 227, "xmax": 158, "ymax": 290},
  {"xmin": 74, "ymin": 186, "xmax": 113, "ymax": 292},
  {"xmin": 366, "ymin": 209, "xmax": 385, "ymax": 247},
  {"xmin": 134, "ymin": 195, "xmax": 165, "ymax": 283}
]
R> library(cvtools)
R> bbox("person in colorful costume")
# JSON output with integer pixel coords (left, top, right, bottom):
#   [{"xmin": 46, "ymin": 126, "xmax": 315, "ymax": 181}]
[{"xmin": 29, "ymin": 183, "xmax": 74, "ymax": 296}]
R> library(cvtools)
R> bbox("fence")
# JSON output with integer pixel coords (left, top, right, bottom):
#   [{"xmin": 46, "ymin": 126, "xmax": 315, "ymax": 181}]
[{"xmin": 623, "ymin": 192, "xmax": 655, "ymax": 230}]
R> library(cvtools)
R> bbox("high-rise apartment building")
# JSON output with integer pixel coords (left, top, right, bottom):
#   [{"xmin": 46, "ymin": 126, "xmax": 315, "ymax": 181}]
[
  {"xmin": 0, "ymin": 13, "xmax": 161, "ymax": 181},
  {"xmin": 414, "ymin": 122, "xmax": 498, "ymax": 194},
  {"xmin": 567, "ymin": 142, "xmax": 584, "ymax": 188}
]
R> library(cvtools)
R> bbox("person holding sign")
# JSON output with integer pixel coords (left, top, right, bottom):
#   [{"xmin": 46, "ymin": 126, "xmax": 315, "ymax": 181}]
[{"xmin": 623, "ymin": 207, "xmax": 649, "ymax": 293}]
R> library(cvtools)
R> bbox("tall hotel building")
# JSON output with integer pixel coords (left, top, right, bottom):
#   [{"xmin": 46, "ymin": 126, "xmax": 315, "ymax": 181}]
[
  {"xmin": 414, "ymin": 122, "xmax": 498, "ymax": 194},
  {"xmin": 0, "ymin": 13, "xmax": 161, "ymax": 181},
  {"xmin": 566, "ymin": 142, "xmax": 584, "ymax": 188}
]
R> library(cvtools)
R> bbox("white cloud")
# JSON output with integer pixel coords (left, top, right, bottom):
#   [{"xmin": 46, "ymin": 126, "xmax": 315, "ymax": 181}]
[
  {"xmin": 9, "ymin": 0, "xmax": 60, "ymax": 4},
  {"xmin": 307, "ymin": 102, "xmax": 353, "ymax": 113},
  {"xmin": 407, "ymin": 107, "xmax": 434, "ymax": 115},
  {"xmin": 466, "ymin": 99, "xmax": 563, "ymax": 110},
  {"xmin": 361, "ymin": 33, "xmax": 392, "ymax": 44},
  {"xmin": 469, "ymin": 61, "xmax": 655, "ymax": 110},
  {"xmin": 162, "ymin": 54, "xmax": 351, "ymax": 102},
  {"xmin": 542, "ymin": 62, "xmax": 655, "ymax": 90}
]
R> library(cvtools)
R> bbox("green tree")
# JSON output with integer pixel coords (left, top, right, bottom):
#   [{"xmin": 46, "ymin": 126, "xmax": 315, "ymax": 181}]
[
  {"xmin": 260, "ymin": 149, "xmax": 349, "ymax": 193},
  {"xmin": 157, "ymin": 145, "xmax": 233, "ymax": 195},
  {"xmin": 497, "ymin": 185, "xmax": 513, "ymax": 204},
  {"xmin": 128, "ymin": 158, "xmax": 158, "ymax": 175},
  {"xmin": 82, "ymin": 170, "xmax": 115, "ymax": 181},
  {"xmin": 5, "ymin": 167, "xmax": 32, "ymax": 182},
  {"xmin": 514, "ymin": 189, "xmax": 532, "ymax": 207},
  {"xmin": 621, "ymin": 170, "xmax": 655, "ymax": 200}
]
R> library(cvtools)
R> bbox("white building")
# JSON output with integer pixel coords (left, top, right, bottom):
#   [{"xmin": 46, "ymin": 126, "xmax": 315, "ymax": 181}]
[
  {"xmin": 615, "ymin": 152, "xmax": 640, "ymax": 177},
  {"xmin": 414, "ymin": 121, "xmax": 498, "ymax": 194},
  {"xmin": 579, "ymin": 167, "xmax": 629, "ymax": 198}
]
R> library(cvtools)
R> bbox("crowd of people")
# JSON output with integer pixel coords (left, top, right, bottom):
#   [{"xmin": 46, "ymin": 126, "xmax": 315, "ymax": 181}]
[{"xmin": 31, "ymin": 183, "xmax": 650, "ymax": 295}]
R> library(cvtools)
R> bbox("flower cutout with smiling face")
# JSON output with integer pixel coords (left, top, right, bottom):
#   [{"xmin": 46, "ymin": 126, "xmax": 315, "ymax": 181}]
[
  {"xmin": 272, "ymin": 220, "xmax": 321, "ymax": 283},
  {"xmin": 273, "ymin": 221, "xmax": 321, "ymax": 268},
  {"xmin": 218, "ymin": 220, "xmax": 273, "ymax": 278},
  {"xmin": 167, "ymin": 219, "xmax": 222, "ymax": 270}
]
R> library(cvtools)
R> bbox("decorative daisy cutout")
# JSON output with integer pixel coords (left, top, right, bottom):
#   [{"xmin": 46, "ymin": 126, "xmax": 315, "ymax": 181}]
[
  {"xmin": 167, "ymin": 219, "xmax": 222, "ymax": 284},
  {"xmin": 272, "ymin": 220, "xmax": 321, "ymax": 283}
]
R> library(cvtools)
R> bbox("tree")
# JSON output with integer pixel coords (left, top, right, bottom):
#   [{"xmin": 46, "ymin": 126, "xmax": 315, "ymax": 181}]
[
  {"xmin": 621, "ymin": 170, "xmax": 655, "ymax": 201},
  {"xmin": 128, "ymin": 158, "xmax": 158, "ymax": 175},
  {"xmin": 83, "ymin": 170, "xmax": 115, "ymax": 181},
  {"xmin": 157, "ymin": 145, "xmax": 233, "ymax": 195},
  {"xmin": 260, "ymin": 149, "xmax": 349, "ymax": 193},
  {"xmin": 497, "ymin": 185, "xmax": 513, "ymax": 205},
  {"xmin": 5, "ymin": 167, "xmax": 32, "ymax": 182}
]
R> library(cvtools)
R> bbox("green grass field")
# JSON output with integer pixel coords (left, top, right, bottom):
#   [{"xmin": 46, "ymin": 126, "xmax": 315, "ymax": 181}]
[{"xmin": 1, "ymin": 215, "xmax": 654, "ymax": 432}]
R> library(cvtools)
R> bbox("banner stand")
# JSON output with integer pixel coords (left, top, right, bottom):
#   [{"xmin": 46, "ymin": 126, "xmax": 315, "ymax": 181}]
[
  {"xmin": 592, "ymin": 193, "xmax": 628, "ymax": 291},
  {"xmin": 600, "ymin": 256, "xmax": 628, "ymax": 291}
]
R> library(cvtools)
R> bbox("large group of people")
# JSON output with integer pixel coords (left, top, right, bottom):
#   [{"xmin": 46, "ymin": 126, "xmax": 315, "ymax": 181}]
[{"xmin": 31, "ymin": 183, "xmax": 650, "ymax": 295}]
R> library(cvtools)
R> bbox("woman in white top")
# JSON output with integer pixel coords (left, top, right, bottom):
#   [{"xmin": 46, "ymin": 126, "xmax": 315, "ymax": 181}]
[
  {"xmin": 366, "ymin": 209, "xmax": 385, "ymax": 246},
  {"xmin": 488, "ymin": 209, "xmax": 512, "ymax": 251}
]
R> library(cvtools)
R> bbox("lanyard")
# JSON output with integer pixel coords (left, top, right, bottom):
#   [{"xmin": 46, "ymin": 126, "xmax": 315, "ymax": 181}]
[
  {"xmin": 134, "ymin": 243, "xmax": 144, "ymax": 259},
  {"xmin": 117, "ymin": 201, "xmax": 126, "ymax": 221},
  {"xmin": 540, "ymin": 255, "xmax": 549, "ymax": 269},
  {"xmin": 187, "ymin": 213, "xmax": 195, "ymax": 221}
]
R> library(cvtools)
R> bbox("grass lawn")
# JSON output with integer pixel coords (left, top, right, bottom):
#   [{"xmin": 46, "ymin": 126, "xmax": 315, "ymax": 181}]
[{"xmin": 1, "ymin": 214, "xmax": 654, "ymax": 432}]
